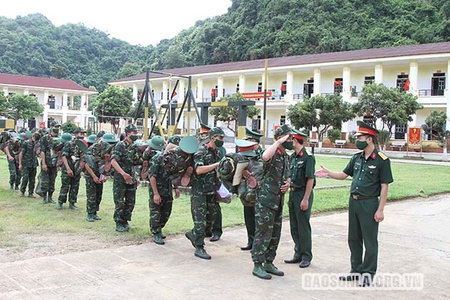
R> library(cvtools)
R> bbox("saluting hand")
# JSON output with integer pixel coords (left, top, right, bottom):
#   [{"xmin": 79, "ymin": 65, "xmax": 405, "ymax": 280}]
[{"xmin": 314, "ymin": 165, "xmax": 330, "ymax": 178}]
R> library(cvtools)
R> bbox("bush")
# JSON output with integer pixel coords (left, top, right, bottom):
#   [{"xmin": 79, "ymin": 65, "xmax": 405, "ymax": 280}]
[{"xmin": 327, "ymin": 129, "xmax": 341, "ymax": 143}]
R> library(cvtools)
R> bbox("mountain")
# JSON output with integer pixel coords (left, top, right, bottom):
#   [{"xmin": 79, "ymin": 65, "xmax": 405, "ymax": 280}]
[{"xmin": 1, "ymin": 0, "xmax": 449, "ymax": 92}]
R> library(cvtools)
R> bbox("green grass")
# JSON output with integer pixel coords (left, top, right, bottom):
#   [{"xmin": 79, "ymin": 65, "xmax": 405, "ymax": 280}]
[{"xmin": 0, "ymin": 154, "xmax": 449, "ymax": 249}]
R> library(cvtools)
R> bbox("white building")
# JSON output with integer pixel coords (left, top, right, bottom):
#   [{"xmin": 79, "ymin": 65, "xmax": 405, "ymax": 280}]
[
  {"xmin": 108, "ymin": 41, "xmax": 449, "ymax": 139},
  {"xmin": 0, "ymin": 73, "xmax": 97, "ymax": 130}
]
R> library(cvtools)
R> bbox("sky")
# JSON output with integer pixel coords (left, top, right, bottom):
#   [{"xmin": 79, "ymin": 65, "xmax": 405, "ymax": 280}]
[{"xmin": 0, "ymin": 0, "xmax": 232, "ymax": 46}]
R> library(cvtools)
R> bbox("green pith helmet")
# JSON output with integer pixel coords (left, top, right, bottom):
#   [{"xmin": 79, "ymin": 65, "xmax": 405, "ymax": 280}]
[
  {"xmin": 179, "ymin": 136, "xmax": 199, "ymax": 154},
  {"xmin": 101, "ymin": 133, "xmax": 118, "ymax": 144},
  {"xmin": 17, "ymin": 133, "xmax": 26, "ymax": 141},
  {"xmin": 209, "ymin": 127, "xmax": 225, "ymax": 138},
  {"xmin": 148, "ymin": 135, "xmax": 165, "ymax": 151},
  {"xmin": 125, "ymin": 124, "xmax": 137, "ymax": 133},
  {"xmin": 86, "ymin": 134, "xmax": 97, "ymax": 144},
  {"xmin": 60, "ymin": 132, "xmax": 73, "ymax": 143},
  {"xmin": 51, "ymin": 138, "xmax": 64, "ymax": 152},
  {"xmin": 75, "ymin": 139, "xmax": 88, "ymax": 154}
]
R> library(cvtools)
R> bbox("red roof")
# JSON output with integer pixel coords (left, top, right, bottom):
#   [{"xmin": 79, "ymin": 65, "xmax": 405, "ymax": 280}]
[
  {"xmin": 110, "ymin": 41, "xmax": 450, "ymax": 83},
  {"xmin": 0, "ymin": 73, "xmax": 96, "ymax": 93}
]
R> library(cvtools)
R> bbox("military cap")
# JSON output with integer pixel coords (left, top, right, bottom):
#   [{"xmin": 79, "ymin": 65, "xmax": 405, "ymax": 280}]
[
  {"xmin": 148, "ymin": 135, "xmax": 165, "ymax": 151},
  {"xmin": 60, "ymin": 132, "xmax": 73, "ymax": 143},
  {"xmin": 0, "ymin": 131, "xmax": 10, "ymax": 143},
  {"xmin": 245, "ymin": 128, "xmax": 262, "ymax": 143},
  {"xmin": 167, "ymin": 135, "xmax": 181, "ymax": 146},
  {"xmin": 73, "ymin": 127, "xmax": 86, "ymax": 134},
  {"xmin": 101, "ymin": 133, "xmax": 118, "ymax": 144},
  {"xmin": 179, "ymin": 136, "xmax": 199, "ymax": 154},
  {"xmin": 96, "ymin": 130, "xmax": 106, "ymax": 138},
  {"xmin": 209, "ymin": 127, "xmax": 225, "ymax": 138},
  {"xmin": 291, "ymin": 128, "xmax": 307, "ymax": 141},
  {"xmin": 17, "ymin": 133, "xmax": 26, "ymax": 141},
  {"xmin": 200, "ymin": 123, "xmax": 211, "ymax": 133},
  {"xmin": 274, "ymin": 124, "xmax": 292, "ymax": 139},
  {"xmin": 86, "ymin": 134, "xmax": 97, "ymax": 145},
  {"xmin": 75, "ymin": 139, "xmax": 88, "ymax": 154},
  {"xmin": 354, "ymin": 120, "xmax": 379, "ymax": 137},
  {"xmin": 125, "ymin": 124, "xmax": 137, "ymax": 133},
  {"xmin": 51, "ymin": 138, "xmax": 65, "ymax": 152},
  {"xmin": 18, "ymin": 128, "xmax": 27, "ymax": 133},
  {"xmin": 235, "ymin": 138, "xmax": 257, "ymax": 157},
  {"xmin": 50, "ymin": 120, "xmax": 60, "ymax": 127}
]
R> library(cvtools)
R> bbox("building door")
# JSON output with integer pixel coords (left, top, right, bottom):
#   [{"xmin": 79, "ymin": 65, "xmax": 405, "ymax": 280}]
[{"xmin": 431, "ymin": 72, "xmax": 445, "ymax": 96}]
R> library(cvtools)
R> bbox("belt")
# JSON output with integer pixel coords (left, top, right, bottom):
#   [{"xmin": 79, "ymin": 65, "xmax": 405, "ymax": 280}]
[{"xmin": 351, "ymin": 194, "xmax": 376, "ymax": 200}]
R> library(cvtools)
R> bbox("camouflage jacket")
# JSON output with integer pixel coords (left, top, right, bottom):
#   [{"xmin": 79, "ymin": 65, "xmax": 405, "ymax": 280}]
[
  {"xmin": 257, "ymin": 149, "xmax": 290, "ymax": 210},
  {"xmin": 84, "ymin": 141, "xmax": 115, "ymax": 177},
  {"xmin": 21, "ymin": 139, "xmax": 38, "ymax": 168},
  {"xmin": 191, "ymin": 144, "xmax": 221, "ymax": 195},
  {"xmin": 148, "ymin": 152, "xmax": 172, "ymax": 197},
  {"xmin": 61, "ymin": 138, "xmax": 84, "ymax": 175},
  {"xmin": 6, "ymin": 138, "xmax": 21, "ymax": 158},
  {"xmin": 162, "ymin": 147, "xmax": 193, "ymax": 179},
  {"xmin": 40, "ymin": 133, "xmax": 59, "ymax": 166},
  {"xmin": 111, "ymin": 139, "xmax": 135, "ymax": 182}
]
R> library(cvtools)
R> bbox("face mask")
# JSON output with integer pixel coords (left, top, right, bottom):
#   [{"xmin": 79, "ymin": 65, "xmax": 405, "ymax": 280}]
[
  {"xmin": 52, "ymin": 128, "xmax": 60, "ymax": 134},
  {"xmin": 282, "ymin": 141, "xmax": 294, "ymax": 150},
  {"xmin": 214, "ymin": 139, "xmax": 224, "ymax": 148},
  {"xmin": 129, "ymin": 135, "xmax": 139, "ymax": 142},
  {"xmin": 356, "ymin": 140, "xmax": 368, "ymax": 150}
]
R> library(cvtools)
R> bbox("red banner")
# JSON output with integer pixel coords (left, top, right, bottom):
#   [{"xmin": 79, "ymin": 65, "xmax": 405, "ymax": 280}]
[
  {"xmin": 242, "ymin": 91, "xmax": 272, "ymax": 99},
  {"xmin": 408, "ymin": 127, "xmax": 421, "ymax": 145}
]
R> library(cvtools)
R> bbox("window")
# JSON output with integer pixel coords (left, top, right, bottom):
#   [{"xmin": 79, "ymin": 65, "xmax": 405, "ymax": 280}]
[
  {"xmin": 280, "ymin": 115, "xmax": 286, "ymax": 126},
  {"xmin": 236, "ymin": 83, "xmax": 240, "ymax": 93},
  {"xmin": 431, "ymin": 72, "xmax": 445, "ymax": 96},
  {"xmin": 364, "ymin": 76, "xmax": 375, "ymax": 85},
  {"xmin": 396, "ymin": 74, "xmax": 409, "ymax": 92},
  {"xmin": 334, "ymin": 78, "xmax": 343, "ymax": 93},
  {"xmin": 252, "ymin": 116, "xmax": 261, "ymax": 131},
  {"xmin": 303, "ymin": 78, "xmax": 314, "ymax": 97},
  {"xmin": 257, "ymin": 82, "xmax": 262, "ymax": 92},
  {"xmin": 395, "ymin": 123, "xmax": 407, "ymax": 139},
  {"xmin": 48, "ymin": 95, "xmax": 56, "ymax": 109}
]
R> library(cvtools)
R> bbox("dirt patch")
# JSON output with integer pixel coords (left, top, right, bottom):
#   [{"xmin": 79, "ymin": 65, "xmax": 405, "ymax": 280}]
[{"xmin": 0, "ymin": 233, "xmax": 141, "ymax": 263}]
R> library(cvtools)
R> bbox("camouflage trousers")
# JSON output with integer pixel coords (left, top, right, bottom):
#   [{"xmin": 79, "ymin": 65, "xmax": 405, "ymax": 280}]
[
  {"xmin": 20, "ymin": 167, "xmax": 37, "ymax": 195},
  {"xmin": 58, "ymin": 172, "xmax": 81, "ymax": 204},
  {"xmin": 40, "ymin": 165, "xmax": 58, "ymax": 195},
  {"xmin": 113, "ymin": 179, "xmax": 137, "ymax": 225},
  {"xmin": 85, "ymin": 175, "xmax": 103, "ymax": 214},
  {"xmin": 189, "ymin": 193, "xmax": 218, "ymax": 246},
  {"xmin": 251, "ymin": 196, "xmax": 284, "ymax": 264},
  {"xmin": 148, "ymin": 191, "xmax": 173, "ymax": 235},
  {"xmin": 8, "ymin": 158, "xmax": 21, "ymax": 187}
]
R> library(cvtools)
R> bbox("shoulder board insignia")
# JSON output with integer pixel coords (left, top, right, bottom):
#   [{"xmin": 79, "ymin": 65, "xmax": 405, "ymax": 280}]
[
  {"xmin": 305, "ymin": 149, "xmax": 312, "ymax": 156},
  {"xmin": 378, "ymin": 152, "xmax": 388, "ymax": 160},
  {"xmin": 353, "ymin": 150, "xmax": 364, "ymax": 156}
]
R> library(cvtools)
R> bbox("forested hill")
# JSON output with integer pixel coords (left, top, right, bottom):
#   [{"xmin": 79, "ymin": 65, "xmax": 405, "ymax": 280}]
[{"xmin": 1, "ymin": 0, "xmax": 449, "ymax": 92}]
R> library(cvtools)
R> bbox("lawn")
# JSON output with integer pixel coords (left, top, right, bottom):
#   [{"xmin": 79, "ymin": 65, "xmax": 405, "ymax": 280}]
[{"xmin": 0, "ymin": 154, "xmax": 449, "ymax": 250}]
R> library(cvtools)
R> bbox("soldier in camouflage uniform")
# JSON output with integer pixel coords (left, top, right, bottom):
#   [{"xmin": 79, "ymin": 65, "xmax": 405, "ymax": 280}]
[
  {"xmin": 111, "ymin": 124, "xmax": 140, "ymax": 232},
  {"xmin": 240, "ymin": 128, "xmax": 264, "ymax": 251},
  {"xmin": 147, "ymin": 136, "xmax": 171, "ymax": 245},
  {"xmin": 4, "ymin": 133, "xmax": 23, "ymax": 190},
  {"xmin": 18, "ymin": 132, "xmax": 39, "ymax": 197},
  {"xmin": 39, "ymin": 121, "xmax": 61, "ymax": 203},
  {"xmin": 284, "ymin": 129, "xmax": 316, "ymax": 268},
  {"xmin": 84, "ymin": 133, "xmax": 117, "ymax": 222},
  {"xmin": 185, "ymin": 127, "xmax": 224, "ymax": 260},
  {"xmin": 251, "ymin": 124, "xmax": 292, "ymax": 280},
  {"xmin": 57, "ymin": 128, "xmax": 85, "ymax": 210}
]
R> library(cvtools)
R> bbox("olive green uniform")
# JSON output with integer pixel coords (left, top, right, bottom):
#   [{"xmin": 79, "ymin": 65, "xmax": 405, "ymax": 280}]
[
  {"xmin": 343, "ymin": 149, "xmax": 393, "ymax": 276},
  {"xmin": 288, "ymin": 146, "xmax": 315, "ymax": 262}
]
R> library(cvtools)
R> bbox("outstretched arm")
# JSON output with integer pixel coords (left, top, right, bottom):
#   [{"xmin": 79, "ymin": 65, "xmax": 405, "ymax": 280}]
[{"xmin": 315, "ymin": 164, "xmax": 348, "ymax": 180}]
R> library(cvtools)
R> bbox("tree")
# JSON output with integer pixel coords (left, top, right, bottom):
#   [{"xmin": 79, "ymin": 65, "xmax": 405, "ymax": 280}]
[
  {"xmin": 353, "ymin": 83, "xmax": 423, "ymax": 135},
  {"xmin": 93, "ymin": 85, "xmax": 133, "ymax": 134},
  {"xmin": 0, "ymin": 94, "xmax": 10, "ymax": 117},
  {"xmin": 6, "ymin": 94, "xmax": 44, "ymax": 121},
  {"xmin": 209, "ymin": 93, "xmax": 260, "ymax": 134},
  {"xmin": 287, "ymin": 94, "xmax": 354, "ymax": 142},
  {"xmin": 422, "ymin": 110, "xmax": 449, "ymax": 142},
  {"xmin": 61, "ymin": 120, "xmax": 77, "ymax": 133}
]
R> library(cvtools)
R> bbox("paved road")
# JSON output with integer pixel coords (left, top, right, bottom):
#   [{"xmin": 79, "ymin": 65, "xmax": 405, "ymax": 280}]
[{"xmin": 1, "ymin": 194, "xmax": 449, "ymax": 299}]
